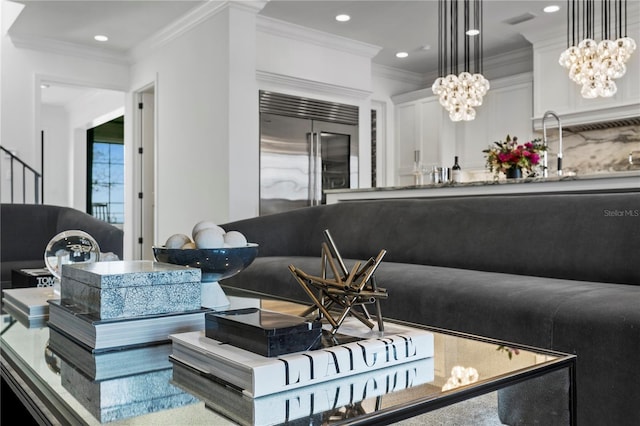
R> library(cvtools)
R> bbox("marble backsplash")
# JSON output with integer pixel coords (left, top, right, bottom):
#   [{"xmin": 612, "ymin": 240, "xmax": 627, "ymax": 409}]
[{"xmin": 534, "ymin": 124, "xmax": 640, "ymax": 176}]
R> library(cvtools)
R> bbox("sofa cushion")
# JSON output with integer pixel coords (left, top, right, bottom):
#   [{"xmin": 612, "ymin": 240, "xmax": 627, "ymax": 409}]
[{"xmin": 224, "ymin": 192, "xmax": 640, "ymax": 285}]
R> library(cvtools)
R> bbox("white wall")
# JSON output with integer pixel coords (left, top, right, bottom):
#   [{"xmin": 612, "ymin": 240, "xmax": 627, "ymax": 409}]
[
  {"xmin": 128, "ymin": 7, "xmax": 385, "ymax": 251},
  {"xmin": 40, "ymin": 105, "xmax": 69, "ymax": 206},
  {"xmin": 255, "ymin": 16, "xmax": 381, "ymax": 189},
  {"xmin": 129, "ymin": 3, "xmax": 262, "ymax": 249},
  {"xmin": 66, "ymin": 91, "xmax": 125, "ymax": 212},
  {"xmin": 371, "ymin": 65, "xmax": 425, "ymax": 186},
  {"xmin": 0, "ymin": 31, "xmax": 128, "ymax": 205}
]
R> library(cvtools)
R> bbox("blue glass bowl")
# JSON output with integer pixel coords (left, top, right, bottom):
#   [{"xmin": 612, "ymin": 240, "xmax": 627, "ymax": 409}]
[{"xmin": 152, "ymin": 244, "xmax": 258, "ymax": 283}]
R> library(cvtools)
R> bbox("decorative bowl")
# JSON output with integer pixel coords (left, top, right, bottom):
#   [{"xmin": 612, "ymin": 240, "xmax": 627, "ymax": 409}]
[{"xmin": 152, "ymin": 244, "xmax": 259, "ymax": 283}]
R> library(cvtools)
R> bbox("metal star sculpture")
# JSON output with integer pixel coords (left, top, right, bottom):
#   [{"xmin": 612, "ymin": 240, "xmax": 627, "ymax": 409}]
[{"xmin": 288, "ymin": 229, "xmax": 387, "ymax": 335}]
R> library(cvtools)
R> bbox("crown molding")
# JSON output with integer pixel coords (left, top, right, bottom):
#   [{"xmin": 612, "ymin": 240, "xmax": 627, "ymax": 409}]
[
  {"xmin": 130, "ymin": 1, "xmax": 267, "ymax": 62},
  {"xmin": 256, "ymin": 15, "xmax": 381, "ymax": 59},
  {"xmin": 130, "ymin": 1, "xmax": 228, "ymax": 62},
  {"xmin": 391, "ymin": 71, "xmax": 533, "ymax": 105},
  {"xmin": 522, "ymin": 8, "xmax": 640, "ymax": 46},
  {"xmin": 372, "ymin": 63, "xmax": 424, "ymax": 86},
  {"xmin": 415, "ymin": 46, "xmax": 533, "ymax": 91},
  {"xmin": 256, "ymin": 70, "xmax": 372, "ymax": 101},
  {"xmin": 9, "ymin": 34, "xmax": 129, "ymax": 65},
  {"xmin": 9, "ymin": 2, "xmax": 267, "ymax": 65}
]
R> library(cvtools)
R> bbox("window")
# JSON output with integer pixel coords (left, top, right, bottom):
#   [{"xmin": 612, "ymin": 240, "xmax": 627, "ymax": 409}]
[{"xmin": 86, "ymin": 117, "xmax": 124, "ymax": 224}]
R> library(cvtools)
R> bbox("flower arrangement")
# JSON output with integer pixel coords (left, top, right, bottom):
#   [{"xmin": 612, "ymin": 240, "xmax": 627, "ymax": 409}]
[{"xmin": 483, "ymin": 135, "xmax": 546, "ymax": 177}]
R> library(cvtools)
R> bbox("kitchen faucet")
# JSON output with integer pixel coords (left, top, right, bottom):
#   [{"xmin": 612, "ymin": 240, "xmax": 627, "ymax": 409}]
[{"xmin": 542, "ymin": 111, "xmax": 563, "ymax": 177}]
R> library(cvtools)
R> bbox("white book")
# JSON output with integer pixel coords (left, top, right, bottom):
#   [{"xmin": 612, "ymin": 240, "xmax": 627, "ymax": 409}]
[
  {"xmin": 3, "ymin": 298, "xmax": 47, "ymax": 328},
  {"xmin": 3, "ymin": 286, "xmax": 57, "ymax": 316},
  {"xmin": 48, "ymin": 299, "xmax": 209, "ymax": 351},
  {"xmin": 2, "ymin": 287, "xmax": 58, "ymax": 328},
  {"xmin": 170, "ymin": 319, "xmax": 434, "ymax": 397},
  {"xmin": 171, "ymin": 355, "xmax": 435, "ymax": 426}
]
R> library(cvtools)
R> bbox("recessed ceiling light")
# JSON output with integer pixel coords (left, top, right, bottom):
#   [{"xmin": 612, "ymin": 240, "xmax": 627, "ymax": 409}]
[
  {"xmin": 40, "ymin": 83, "xmax": 50, "ymax": 89},
  {"xmin": 544, "ymin": 5, "xmax": 560, "ymax": 13},
  {"xmin": 335, "ymin": 14, "xmax": 350, "ymax": 22},
  {"xmin": 396, "ymin": 52, "xmax": 409, "ymax": 58},
  {"xmin": 466, "ymin": 29, "xmax": 480, "ymax": 36},
  {"xmin": 94, "ymin": 35, "xmax": 109, "ymax": 42}
]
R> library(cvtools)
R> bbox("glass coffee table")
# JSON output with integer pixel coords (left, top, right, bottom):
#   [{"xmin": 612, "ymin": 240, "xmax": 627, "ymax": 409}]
[{"xmin": 1, "ymin": 286, "xmax": 575, "ymax": 425}]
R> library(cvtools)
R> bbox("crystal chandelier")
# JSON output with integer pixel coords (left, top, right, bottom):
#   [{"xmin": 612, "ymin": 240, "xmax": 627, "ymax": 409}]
[
  {"xmin": 431, "ymin": 0, "xmax": 490, "ymax": 121},
  {"xmin": 559, "ymin": 0, "xmax": 636, "ymax": 98}
]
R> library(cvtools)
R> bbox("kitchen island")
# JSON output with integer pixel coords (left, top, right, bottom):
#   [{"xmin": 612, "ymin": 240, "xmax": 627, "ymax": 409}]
[{"xmin": 325, "ymin": 172, "xmax": 640, "ymax": 204}]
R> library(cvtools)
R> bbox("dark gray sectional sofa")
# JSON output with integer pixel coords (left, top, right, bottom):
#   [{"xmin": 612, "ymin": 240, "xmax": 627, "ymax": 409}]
[
  {"xmin": 222, "ymin": 191, "xmax": 640, "ymax": 426},
  {"xmin": 1, "ymin": 203, "xmax": 124, "ymax": 289}
]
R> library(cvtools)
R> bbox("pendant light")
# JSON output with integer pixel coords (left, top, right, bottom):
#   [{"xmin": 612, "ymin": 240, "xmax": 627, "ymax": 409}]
[
  {"xmin": 559, "ymin": 0, "xmax": 636, "ymax": 98},
  {"xmin": 431, "ymin": 0, "xmax": 490, "ymax": 121}
]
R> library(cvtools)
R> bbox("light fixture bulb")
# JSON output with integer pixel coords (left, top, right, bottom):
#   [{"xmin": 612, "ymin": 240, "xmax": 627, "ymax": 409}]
[
  {"xmin": 560, "ymin": 36, "xmax": 635, "ymax": 98},
  {"xmin": 94, "ymin": 35, "xmax": 109, "ymax": 42},
  {"xmin": 560, "ymin": 0, "xmax": 635, "ymax": 99},
  {"xmin": 433, "ymin": 0, "xmax": 488, "ymax": 121},
  {"xmin": 396, "ymin": 51, "xmax": 409, "ymax": 58},
  {"xmin": 335, "ymin": 14, "xmax": 350, "ymax": 22},
  {"xmin": 432, "ymin": 72, "xmax": 489, "ymax": 121}
]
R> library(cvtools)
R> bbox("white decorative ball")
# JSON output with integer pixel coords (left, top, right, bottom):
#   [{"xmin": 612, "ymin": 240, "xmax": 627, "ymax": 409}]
[
  {"xmin": 192, "ymin": 220, "xmax": 225, "ymax": 239},
  {"xmin": 223, "ymin": 231, "xmax": 248, "ymax": 247},
  {"xmin": 166, "ymin": 233, "xmax": 192, "ymax": 249},
  {"xmin": 181, "ymin": 241, "xmax": 196, "ymax": 249},
  {"xmin": 194, "ymin": 228, "xmax": 225, "ymax": 248}
]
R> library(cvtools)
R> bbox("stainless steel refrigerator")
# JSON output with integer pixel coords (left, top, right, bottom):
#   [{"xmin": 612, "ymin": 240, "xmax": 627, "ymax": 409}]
[{"xmin": 259, "ymin": 108, "xmax": 359, "ymax": 216}]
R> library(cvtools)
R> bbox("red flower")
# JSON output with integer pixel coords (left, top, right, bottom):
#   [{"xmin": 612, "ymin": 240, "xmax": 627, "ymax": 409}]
[
  {"xmin": 483, "ymin": 135, "xmax": 546, "ymax": 177},
  {"xmin": 530, "ymin": 153, "xmax": 540, "ymax": 164}
]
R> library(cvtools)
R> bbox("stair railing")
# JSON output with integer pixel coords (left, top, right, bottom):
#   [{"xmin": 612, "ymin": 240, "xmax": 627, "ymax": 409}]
[{"xmin": 1, "ymin": 146, "xmax": 42, "ymax": 204}]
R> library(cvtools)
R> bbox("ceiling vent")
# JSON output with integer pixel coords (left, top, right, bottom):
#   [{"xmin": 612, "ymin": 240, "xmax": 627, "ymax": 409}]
[{"xmin": 504, "ymin": 13, "xmax": 536, "ymax": 26}]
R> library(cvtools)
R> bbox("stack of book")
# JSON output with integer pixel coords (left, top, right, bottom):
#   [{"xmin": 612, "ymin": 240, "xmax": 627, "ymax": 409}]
[
  {"xmin": 2, "ymin": 286, "xmax": 56, "ymax": 328},
  {"xmin": 47, "ymin": 330, "xmax": 199, "ymax": 423},
  {"xmin": 11, "ymin": 267, "xmax": 55, "ymax": 288},
  {"xmin": 169, "ymin": 308, "xmax": 435, "ymax": 423},
  {"xmin": 171, "ymin": 355, "xmax": 434, "ymax": 426},
  {"xmin": 48, "ymin": 260, "xmax": 208, "ymax": 352},
  {"xmin": 44, "ymin": 260, "xmax": 207, "ymax": 422}
]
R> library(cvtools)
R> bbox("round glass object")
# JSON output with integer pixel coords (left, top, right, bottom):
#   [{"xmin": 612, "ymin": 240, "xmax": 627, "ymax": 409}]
[{"xmin": 44, "ymin": 230, "xmax": 100, "ymax": 279}]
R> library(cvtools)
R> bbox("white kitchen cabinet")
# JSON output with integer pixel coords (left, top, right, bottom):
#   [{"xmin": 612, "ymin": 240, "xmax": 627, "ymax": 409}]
[
  {"xmin": 393, "ymin": 93, "xmax": 453, "ymax": 186},
  {"xmin": 395, "ymin": 101, "xmax": 420, "ymax": 186},
  {"xmin": 460, "ymin": 75, "xmax": 534, "ymax": 170},
  {"xmin": 393, "ymin": 73, "xmax": 533, "ymax": 181}
]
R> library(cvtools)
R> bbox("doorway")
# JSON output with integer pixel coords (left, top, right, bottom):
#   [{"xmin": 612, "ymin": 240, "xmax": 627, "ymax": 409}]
[
  {"xmin": 37, "ymin": 77, "xmax": 125, "ymax": 210},
  {"xmin": 86, "ymin": 116, "xmax": 124, "ymax": 224}
]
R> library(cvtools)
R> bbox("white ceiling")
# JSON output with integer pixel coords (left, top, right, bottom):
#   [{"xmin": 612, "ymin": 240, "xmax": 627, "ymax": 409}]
[{"xmin": 6, "ymin": 1, "xmax": 636, "ymax": 105}]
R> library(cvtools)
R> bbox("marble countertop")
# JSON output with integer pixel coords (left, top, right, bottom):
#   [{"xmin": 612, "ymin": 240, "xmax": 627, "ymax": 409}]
[
  {"xmin": 327, "ymin": 171, "xmax": 640, "ymax": 194},
  {"xmin": 325, "ymin": 171, "xmax": 640, "ymax": 203}
]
